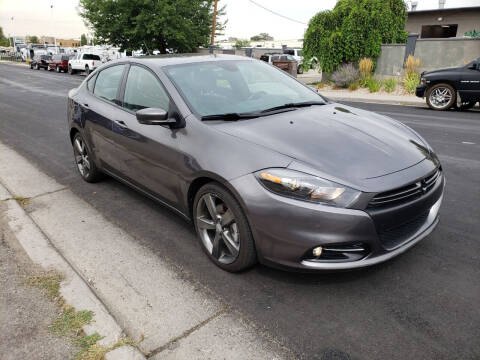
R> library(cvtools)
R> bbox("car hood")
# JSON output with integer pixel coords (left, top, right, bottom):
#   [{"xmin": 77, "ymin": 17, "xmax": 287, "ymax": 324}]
[
  {"xmin": 423, "ymin": 66, "xmax": 462, "ymax": 76},
  {"xmin": 214, "ymin": 103, "xmax": 430, "ymax": 184}
]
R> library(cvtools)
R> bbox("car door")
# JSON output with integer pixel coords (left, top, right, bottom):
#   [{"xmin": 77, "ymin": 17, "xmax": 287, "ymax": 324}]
[
  {"xmin": 109, "ymin": 64, "xmax": 185, "ymax": 207},
  {"xmin": 460, "ymin": 62, "xmax": 480, "ymax": 102},
  {"xmin": 81, "ymin": 64, "xmax": 128, "ymax": 170}
]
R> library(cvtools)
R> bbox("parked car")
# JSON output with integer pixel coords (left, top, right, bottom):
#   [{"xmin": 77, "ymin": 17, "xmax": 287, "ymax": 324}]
[
  {"xmin": 260, "ymin": 53, "xmax": 301, "ymax": 74},
  {"xmin": 68, "ymin": 55, "xmax": 444, "ymax": 272},
  {"xmin": 30, "ymin": 54, "xmax": 52, "ymax": 70},
  {"xmin": 68, "ymin": 53, "xmax": 102, "ymax": 75},
  {"xmin": 48, "ymin": 54, "xmax": 75, "ymax": 73},
  {"xmin": 283, "ymin": 48, "xmax": 304, "ymax": 74},
  {"xmin": 416, "ymin": 57, "xmax": 480, "ymax": 111}
]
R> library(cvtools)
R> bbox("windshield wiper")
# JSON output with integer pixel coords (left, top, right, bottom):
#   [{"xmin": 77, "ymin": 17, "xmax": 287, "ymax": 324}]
[
  {"xmin": 260, "ymin": 101, "xmax": 326, "ymax": 113},
  {"xmin": 201, "ymin": 112, "xmax": 261, "ymax": 121}
]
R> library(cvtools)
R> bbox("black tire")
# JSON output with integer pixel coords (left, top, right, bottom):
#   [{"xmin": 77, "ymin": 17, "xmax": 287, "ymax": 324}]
[
  {"xmin": 44, "ymin": 66, "xmax": 48, "ymax": 70},
  {"xmin": 72, "ymin": 133, "xmax": 103, "ymax": 183},
  {"xmin": 30, "ymin": 64, "xmax": 33, "ymax": 69},
  {"xmin": 56, "ymin": 65, "xmax": 60, "ymax": 73},
  {"xmin": 297, "ymin": 66, "xmax": 304, "ymax": 74},
  {"xmin": 85, "ymin": 65, "xmax": 90, "ymax": 75},
  {"xmin": 69, "ymin": 65, "xmax": 75, "ymax": 75},
  {"xmin": 426, "ymin": 83, "xmax": 456, "ymax": 111},
  {"xmin": 36, "ymin": 63, "xmax": 40, "ymax": 70},
  {"xmin": 193, "ymin": 183, "xmax": 257, "ymax": 272}
]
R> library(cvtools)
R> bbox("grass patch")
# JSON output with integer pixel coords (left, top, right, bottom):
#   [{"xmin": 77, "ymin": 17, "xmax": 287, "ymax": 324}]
[
  {"xmin": 74, "ymin": 336, "xmax": 139, "ymax": 360},
  {"xmin": 27, "ymin": 272, "xmax": 63, "ymax": 300},
  {"xmin": 383, "ymin": 78, "xmax": 397, "ymax": 93},
  {"xmin": 50, "ymin": 305, "xmax": 94, "ymax": 336},
  {"xmin": 13, "ymin": 195, "xmax": 30, "ymax": 206}
]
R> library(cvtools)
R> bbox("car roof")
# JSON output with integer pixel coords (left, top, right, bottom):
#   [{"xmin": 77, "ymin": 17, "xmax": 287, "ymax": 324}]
[{"xmin": 115, "ymin": 54, "xmax": 255, "ymax": 68}]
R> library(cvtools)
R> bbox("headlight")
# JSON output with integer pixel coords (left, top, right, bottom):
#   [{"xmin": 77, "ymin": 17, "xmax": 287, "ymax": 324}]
[
  {"xmin": 420, "ymin": 78, "xmax": 427, "ymax": 85},
  {"xmin": 255, "ymin": 169, "xmax": 360, "ymax": 208}
]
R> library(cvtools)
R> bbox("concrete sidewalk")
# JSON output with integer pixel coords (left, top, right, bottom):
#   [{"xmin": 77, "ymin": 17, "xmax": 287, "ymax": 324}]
[{"xmin": 0, "ymin": 141, "xmax": 289, "ymax": 359}]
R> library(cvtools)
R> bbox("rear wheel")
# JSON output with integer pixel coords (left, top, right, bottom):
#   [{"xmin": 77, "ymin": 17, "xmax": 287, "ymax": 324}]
[
  {"xmin": 85, "ymin": 65, "xmax": 90, "ymax": 75},
  {"xmin": 193, "ymin": 183, "xmax": 257, "ymax": 272},
  {"xmin": 72, "ymin": 133, "xmax": 103, "ymax": 183},
  {"xmin": 35, "ymin": 63, "xmax": 40, "ymax": 70},
  {"xmin": 69, "ymin": 65, "xmax": 75, "ymax": 75},
  {"xmin": 56, "ymin": 65, "xmax": 60, "ymax": 73},
  {"xmin": 426, "ymin": 83, "xmax": 455, "ymax": 111}
]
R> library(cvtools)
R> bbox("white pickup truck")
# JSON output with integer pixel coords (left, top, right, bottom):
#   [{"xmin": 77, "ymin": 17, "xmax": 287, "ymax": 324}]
[{"xmin": 68, "ymin": 53, "xmax": 102, "ymax": 75}]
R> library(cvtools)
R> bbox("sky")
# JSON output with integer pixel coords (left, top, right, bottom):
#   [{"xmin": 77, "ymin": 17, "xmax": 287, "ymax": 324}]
[{"xmin": 0, "ymin": 0, "xmax": 479, "ymax": 40}]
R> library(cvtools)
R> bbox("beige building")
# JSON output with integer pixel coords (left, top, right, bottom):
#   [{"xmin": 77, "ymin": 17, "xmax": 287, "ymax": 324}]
[
  {"xmin": 406, "ymin": 6, "xmax": 480, "ymax": 38},
  {"xmin": 57, "ymin": 39, "xmax": 80, "ymax": 47}
]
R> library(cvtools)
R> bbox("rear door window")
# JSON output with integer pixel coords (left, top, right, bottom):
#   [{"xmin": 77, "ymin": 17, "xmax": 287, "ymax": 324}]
[
  {"xmin": 93, "ymin": 65, "xmax": 125, "ymax": 103},
  {"xmin": 122, "ymin": 65, "xmax": 170, "ymax": 111}
]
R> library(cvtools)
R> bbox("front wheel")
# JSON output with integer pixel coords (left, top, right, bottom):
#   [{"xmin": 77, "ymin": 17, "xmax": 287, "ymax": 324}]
[
  {"xmin": 35, "ymin": 63, "xmax": 40, "ymax": 70},
  {"xmin": 426, "ymin": 83, "xmax": 456, "ymax": 111},
  {"xmin": 193, "ymin": 183, "xmax": 257, "ymax": 272},
  {"xmin": 72, "ymin": 133, "xmax": 103, "ymax": 183},
  {"xmin": 56, "ymin": 65, "xmax": 60, "ymax": 73},
  {"xmin": 69, "ymin": 65, "xmax": 75, "ymax": 75}
]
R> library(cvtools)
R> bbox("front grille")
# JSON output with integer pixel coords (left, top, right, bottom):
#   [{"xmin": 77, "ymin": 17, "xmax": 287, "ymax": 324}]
[
  {"xmin": 378, "ymin": 210, "xmax": 430, "ymax": 250},
  {"xmin": 369, "ymin": 168, "xmax": 441, "ymax": 208}
]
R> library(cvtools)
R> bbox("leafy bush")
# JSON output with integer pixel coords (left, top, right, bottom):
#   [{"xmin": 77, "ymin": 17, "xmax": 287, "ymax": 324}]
[
  {"xmin": 403, "ymin": 73, "xmax": 419, "ymax": 94},
  {"xmin": 383, "ymin": 78, "xmax": 397, "ymax": 93},
  {"xmin": 303, "ymin": 0, "xmax": 408, "ymax": 73},
  {"xmin": 359, "ymin": 58, "xmax": 374, "ymax": 79},
  {"xmin": 366, "ymin": 77, "xmax": 382, "ymax": 93},
  {"xmin": 359, "ymin": 76, "xmax": 371, "ymax": 88},
  {"xmin": 348, "ymin": 82, "xmax": 359, "ymax": 91},
  {"xmin": 331, "ymin": 63, "xmax": 359, "ymax": 88}
]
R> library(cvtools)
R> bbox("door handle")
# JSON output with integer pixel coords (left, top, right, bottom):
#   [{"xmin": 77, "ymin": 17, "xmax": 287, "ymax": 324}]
[{"xmin": 115, "ymin": 120, "xmax": 128, "ymax": 128}]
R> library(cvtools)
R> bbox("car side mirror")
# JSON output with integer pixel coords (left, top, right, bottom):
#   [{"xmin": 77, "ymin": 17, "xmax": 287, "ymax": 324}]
[{"xmin": 136, "ymin": 108, "xmax": 175, "ymax": 126}]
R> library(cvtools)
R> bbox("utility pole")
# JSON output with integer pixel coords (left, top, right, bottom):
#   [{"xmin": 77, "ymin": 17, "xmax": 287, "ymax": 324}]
[{"xmin": 210, "ymin": 0, "xmax": 218, "ymax": 46}]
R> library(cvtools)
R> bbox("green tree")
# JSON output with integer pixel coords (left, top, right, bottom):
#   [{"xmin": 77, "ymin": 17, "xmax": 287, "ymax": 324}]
[
  {"xmin": 28, "ymin": 35, "xmax": 39, "ymax": 43},
  {"xmin": 80, "ymin": 33, "xmax": 88, "ymax": 46},
  {"xmin": 234, "ymin": 39, "xmax": 250, "ymax": 49},
  {"xmin": 0, "ymin": 26, "xmax": 10, "ymax": 46},
  {"xmin": 250, "ymin": 32, "xmax": 273, "ymax": 41},
  {"xmin": 303, "ymin": 0, "xmax": 407, "ymax": 73},
  {"xmin": 79, "ymin": 0, "xmax": 227, "ymax": 53}
]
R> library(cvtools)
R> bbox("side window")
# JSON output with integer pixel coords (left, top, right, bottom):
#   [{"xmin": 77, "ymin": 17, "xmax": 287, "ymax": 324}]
[
  {"xmin": 93, "ymin": 65, "xmax": 125, "ymax": 103},
  {"xmin": 87, "ymin": 73, "xmax": 97, "ymax": 92},
  {"xmin": 123, "ymin": 65, "xmax": 170, "ymax": 111}
]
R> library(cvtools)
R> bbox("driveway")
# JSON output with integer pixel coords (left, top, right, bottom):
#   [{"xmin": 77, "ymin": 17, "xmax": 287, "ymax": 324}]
[{"xmin": 0, "ymin": 62, "xmax": 479, "ymax": 360}]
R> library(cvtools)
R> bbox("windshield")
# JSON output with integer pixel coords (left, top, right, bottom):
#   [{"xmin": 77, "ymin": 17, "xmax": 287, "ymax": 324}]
[{"xmin": 165, "ymin": 60, "xmax": 325, "ymax": 117}]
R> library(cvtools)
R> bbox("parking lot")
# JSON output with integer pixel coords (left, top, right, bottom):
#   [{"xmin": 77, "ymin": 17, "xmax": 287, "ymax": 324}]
[{"xmin": 0, "ymin": 61, "xmax": 479, "ymax": 360}]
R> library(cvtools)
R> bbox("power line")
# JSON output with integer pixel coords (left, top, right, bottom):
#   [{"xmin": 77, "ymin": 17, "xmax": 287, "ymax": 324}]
[{"xmin": 247, "ymin": 0, "xmax": 307, "ymax": 25}]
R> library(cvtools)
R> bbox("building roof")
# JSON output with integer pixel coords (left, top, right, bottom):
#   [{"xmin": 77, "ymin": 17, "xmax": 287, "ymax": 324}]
[{"xmin": 408, "ymin": 6, "xmax": 480, "ymax": 14}]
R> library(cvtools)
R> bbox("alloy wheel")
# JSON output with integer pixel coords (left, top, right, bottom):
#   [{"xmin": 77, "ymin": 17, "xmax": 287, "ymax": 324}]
[
  {"xmin": 73, "ymin": 137, "xmax": 91, "ymax": 178},
  {"xmin": 195, "ymin": 193, "xmax": 240, "ymax": 264},
  {"xmin": 429, "ymin": 86, "xmax": 452, "ymax": 109}
]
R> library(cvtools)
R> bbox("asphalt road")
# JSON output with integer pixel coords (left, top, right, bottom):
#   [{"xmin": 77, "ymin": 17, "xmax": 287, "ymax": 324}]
[{"xmin": 1, "ymin": 62, "xmax": 479, "ymax": 360}]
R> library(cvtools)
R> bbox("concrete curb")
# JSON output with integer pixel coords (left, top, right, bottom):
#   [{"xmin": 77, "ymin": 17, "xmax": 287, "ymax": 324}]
[
  {"xmin": 325, "ymin": 94, "xmax": 425, "ymax": 106},
  {"xmin": 0, "ymin": 159, "xmax": 145, "ymax": 358}
]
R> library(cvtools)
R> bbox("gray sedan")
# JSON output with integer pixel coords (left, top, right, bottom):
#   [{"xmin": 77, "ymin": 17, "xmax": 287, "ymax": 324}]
[{"xmin": 67, "ymin": 55, "xmax": 444, "ymax": 272}]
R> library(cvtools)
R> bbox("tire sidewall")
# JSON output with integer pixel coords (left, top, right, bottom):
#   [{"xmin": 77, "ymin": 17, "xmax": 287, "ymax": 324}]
[
  {"xmin": 193, "ymin": 183, "xmax": 256, "ymax": 272},
  {"xmin": 72, "ymin": 133, "xmax": 102, "ymax": 183},
  {"xmin": 426, "ymin": 83, "xmax": 456, "ymax": 111}
]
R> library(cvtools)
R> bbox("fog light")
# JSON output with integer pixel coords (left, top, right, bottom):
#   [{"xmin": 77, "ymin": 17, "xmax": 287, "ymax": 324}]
[{"xmin": 312, "ymin": 247, "xmax": 323, "ymax": 257}]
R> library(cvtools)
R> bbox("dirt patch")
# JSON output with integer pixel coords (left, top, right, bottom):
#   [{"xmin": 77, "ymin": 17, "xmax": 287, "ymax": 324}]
[{"xmin": 0, "ymin": 213, "xmax": 77, "ymax": 360}]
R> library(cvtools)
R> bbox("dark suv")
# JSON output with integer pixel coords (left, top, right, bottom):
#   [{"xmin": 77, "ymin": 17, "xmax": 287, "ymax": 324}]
[
  {"xmin": 48, "ymin": 54, "xmax": 74, "ymax": 73},
  {"xmin": 416, "ymin": 57, "xmax": 480, "ymax": 111},
  {"xmin": 30, "ymin": 55, "xmax": 52, "ymax": 70}
]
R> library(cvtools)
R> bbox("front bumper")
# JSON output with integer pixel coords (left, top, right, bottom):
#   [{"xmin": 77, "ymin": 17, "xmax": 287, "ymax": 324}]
[
  {"xmin": 416, "ymin": 84, "xmax": 427, "ymax": 98},
  {"xmin": 230, "ymin": 170, "xmax": 444, "ymax": 271}
]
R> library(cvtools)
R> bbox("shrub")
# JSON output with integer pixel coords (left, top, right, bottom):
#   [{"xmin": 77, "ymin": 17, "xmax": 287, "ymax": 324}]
[
  {"xmin": 303, "ymin": 0, "xmax": 408, "ymax": 73},
  {"xmin": 366, "ymin": 77, "xmax": 382, "ymax": 93},
  {"xmin": 348, "ymin": 82, "xmax": 359, "ymax": 91},
  {"xmin": 405, "ymin": 55, "xmax": 420, "ymax": 77},
  {"xmin": 383, "ymin": 78, "xmax": 397, "ymax": 93},
  {"xmin": 403, "ymin": 73, "xmax": 420, "ymax": 94},
  {"xmin": 359, "ymin": 58, "xmax": 374, "ymax": 79},
  {"xmin": 359, "ymin": 76, "xmax": 371, "ymax": 88},
  {"xmin": 331, "ymin": 63, "xmax": 359, "ymax": 88}
]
